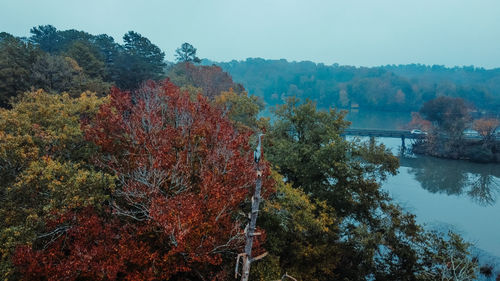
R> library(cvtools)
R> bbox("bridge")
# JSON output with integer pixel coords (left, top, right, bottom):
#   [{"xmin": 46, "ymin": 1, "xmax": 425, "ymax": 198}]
[
  {"xmin": 343, "ymin": 128, "xmax": 425, "ymax": 139},
  {"xmin": 342, "ymin": 128, "xmax": 425, "ymax": 148},
  {"xmin": 342, "ymin": 128, "xmax": 500, "ymax": 148}
]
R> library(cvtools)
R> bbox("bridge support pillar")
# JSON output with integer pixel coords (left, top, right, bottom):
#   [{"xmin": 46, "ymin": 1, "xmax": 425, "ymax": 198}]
[{"xmin": 401, "ymin": 136, "xmax": 406, "ymax": 149}]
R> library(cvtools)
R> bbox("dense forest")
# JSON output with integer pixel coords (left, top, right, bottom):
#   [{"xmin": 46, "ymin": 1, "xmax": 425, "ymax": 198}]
[
  {"xmin": 1, "ymin": 25, "xmax": 496, "ymax": 280},
  {"xmin": 210, "ymin": 58, "xmax": 500, "ymax": 113}
]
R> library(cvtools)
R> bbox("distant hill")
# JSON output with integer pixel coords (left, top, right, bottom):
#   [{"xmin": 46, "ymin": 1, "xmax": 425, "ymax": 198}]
[{"xmin": 203, "ymin": 58, "xmax": 500, "ymax": 113}]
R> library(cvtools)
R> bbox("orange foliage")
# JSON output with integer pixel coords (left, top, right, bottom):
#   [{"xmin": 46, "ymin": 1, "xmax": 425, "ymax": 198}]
[
  {"xmin": 182, "ymin": 62, "xmax": 243, "ymax": 99},
  {"xmin": 473, "ymin": 118, "xmax": 499, "ymax": 140},
  {"xmin": 407, "ymin": 112, "xmax": 432, "ymax": 132}
]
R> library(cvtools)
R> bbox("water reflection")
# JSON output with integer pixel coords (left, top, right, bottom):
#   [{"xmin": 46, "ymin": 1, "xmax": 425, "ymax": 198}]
[{"xmin": 399, "ymin": 156, "xmax": 500, "ymax": 206}]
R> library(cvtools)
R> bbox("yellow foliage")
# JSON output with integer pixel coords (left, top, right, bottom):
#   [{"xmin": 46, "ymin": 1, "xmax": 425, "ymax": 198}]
[
  {"xmin": 254, "ymin": 170, "xmax": 340, "ymax": 280},
  {"xmin": 214, "ymin": 88, "xmax": 266, "ymax": 132},
  {"xmin": 0, "ymin": 90, "xmax": 113, "ymax": 278},
  {"xmin": 64, "ymin": 56, "xmax": 83, "ymax": 72},
  {"xmin": 180, "ymin": 85, "xmax": 203, "ymax": 101}
]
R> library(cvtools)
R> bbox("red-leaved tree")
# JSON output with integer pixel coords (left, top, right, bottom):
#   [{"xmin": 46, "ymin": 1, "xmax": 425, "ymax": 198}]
[
  {"xmin": 174, "ymin": 62, "xmax": 244, "ymax": 99},
  {"xmin": 14, "ymin": 80, "xmax": 272, "ymax": 280},
  {"xmin": 14, "ymin": 208, "xmax": 159, "ymax": 280}
]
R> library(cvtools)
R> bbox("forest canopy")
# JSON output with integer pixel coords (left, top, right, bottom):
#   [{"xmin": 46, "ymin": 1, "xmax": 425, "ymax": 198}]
[{"xmin": 0, "ymin": 25, "xmax": 489, "ymax": 280}]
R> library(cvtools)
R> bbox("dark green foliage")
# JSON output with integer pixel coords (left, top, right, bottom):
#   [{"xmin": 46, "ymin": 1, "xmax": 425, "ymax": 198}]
[
  {"xmin": 29, "ymin": 25, "xmax": 61, "ymax": 53},
  {"xmin": 64, "ymin": 41, "xmax": 106, "ymax": 79},
  {"xmin": 111, "ymin": 31, "xmax": 166, "ymax": 90},
  {"xmin": 262, "ymin": 98, "xmax": 477, "ymax": 280},
  {"xmin": 29, "ymin": 26, "xmax": 114, "ymax": 83},
  {"xmin": 0, "ymin": 32, "xmax": 14, "ymax": 42},
  {"xmin": 0, "ymin": 34, "xmax": 40, "ymax": 107},
  {"xmin": 175, "ymin": 42, "xmax": 201, "ymax": 63},
  {"xmin": 266, "ymin": 98, "xmax": 398, "ymax": 212},
  {"xmin": 91, "ymin": 34, "xmax": 121, "ymax": 81},
  {"xmin": 31, "ymin": 53, "xmax": 82, "ymax": 94},
  {"xmin": 28, "ymin": 26, "xmax": 165, "ymax": 90},
  {"xmin": 2, "ymin": 26, "xmax": 168, "ymax": 103},
  {"xmin": 30, "ymin": 25, "xmax": 93, "ymax": 55},
  {"xmin": 29, "ymin": 53, "xmax": 110, "ymax": 97},
  {"xmin": 1, "ymin": 28, "xmax": 113, "ymax": 107},
  {"xmin": 56, "ymin": 29, "xmax": 93, "ymax": 50}
]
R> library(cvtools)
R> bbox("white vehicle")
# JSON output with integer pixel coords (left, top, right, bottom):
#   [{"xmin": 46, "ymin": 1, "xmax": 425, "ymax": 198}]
[
  {"xmin": 410, "ymin": 129, "xmax": 428, "ymax": 135},
  {"xmin": 463, "ymin": 129, "xmax": 480, "ymax": 137}
]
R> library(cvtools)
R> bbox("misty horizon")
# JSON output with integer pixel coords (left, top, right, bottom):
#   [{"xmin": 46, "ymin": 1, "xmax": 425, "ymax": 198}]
[{"xmin": 2, "ymin": 0, "xmax": 500, "ymax": 69}]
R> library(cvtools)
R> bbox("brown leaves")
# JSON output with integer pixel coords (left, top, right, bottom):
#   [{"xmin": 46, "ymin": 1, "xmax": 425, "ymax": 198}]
[{"xmin": 473, "ymin": 118, "xmax": 499, "ymax": 140}]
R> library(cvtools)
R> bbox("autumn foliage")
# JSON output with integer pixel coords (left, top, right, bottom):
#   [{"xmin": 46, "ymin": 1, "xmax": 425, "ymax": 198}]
[
  {"xmin": 473, "ymin": 118, "xmax": 500, "ymax": 141},
  {"xmin": 169, "ymin": 62, "xmax": 244, "ymax": 100},
  {"xmin": 14, "ymin": 80, "xmax": 272, "ymax": 280},
  {"xmin": 14, "ymin": 209, "xmax": 155, "ymax": 280},
  {"xmin": 408, "ymin": 112, "xmax": 433, "ymax": 132}
]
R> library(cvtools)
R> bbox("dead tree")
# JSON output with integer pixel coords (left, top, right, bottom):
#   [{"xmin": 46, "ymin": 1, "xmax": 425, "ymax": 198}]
[
  {"xmin": 235, "ymin": 134, "xmax": 267, "ymax": 281},
  {"xmin": 276, "ymin": 272, "xmax": 298, "ymax": 281}
]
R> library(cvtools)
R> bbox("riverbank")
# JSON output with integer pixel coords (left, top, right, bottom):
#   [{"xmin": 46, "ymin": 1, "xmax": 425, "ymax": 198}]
[
  {"xmin": 378, "ymin": 137, "xmax": 500, "ymax": 280},
  {"xmin": 412, "ymin": 139, "xmax": 500, "ymax": 163}
]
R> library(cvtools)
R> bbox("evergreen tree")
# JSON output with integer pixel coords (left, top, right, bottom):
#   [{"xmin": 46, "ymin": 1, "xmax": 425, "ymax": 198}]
[
  {"xmin": 29, "ymin": 25, "xmax": 61, "ymax": 53},
  {"xmin": 111, "ymin": 31, "xmax": 165, "ymax": 90},
  {"xmin": 175, "ymin": 42, "xmax": 201, "ymax": 63},
  {"xmin": 65, "ymin": 41, "xmax": 106, "ymax": 79}
]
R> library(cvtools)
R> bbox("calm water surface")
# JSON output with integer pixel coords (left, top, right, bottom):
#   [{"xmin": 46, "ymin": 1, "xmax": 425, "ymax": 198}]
[
  {"xmin": 265, "ymin": 108, "xmax": 500, "ymax": 260},
  {"xmin": 346, "ymin": 111, "xmax": 500, "ymax": 259}
]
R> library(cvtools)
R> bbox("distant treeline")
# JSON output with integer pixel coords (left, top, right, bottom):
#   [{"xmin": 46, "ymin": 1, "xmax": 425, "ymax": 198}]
[
  {"xmin": 0, "ymin": 25, "xmax": 166, "ymax": 107},
  {"xmin": 209, "ymin": 58, "xmax": 500, "ymax": 112},
  {"xmin": 0, "ymin": 25, "xmax": 248, "ymax": 109},
  {"xmin": 3, "ymin": 25, "xmax": 499, "ymax": 113}
]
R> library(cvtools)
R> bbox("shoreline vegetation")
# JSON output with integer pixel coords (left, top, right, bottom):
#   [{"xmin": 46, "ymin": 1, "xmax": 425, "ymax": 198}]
[
  {"xmin": 411, "ymin": 138, "xmax": 500, "ymax": 163},
  {"xmin": 1, "ymin": 24, "xmax": 498, "ymax": 280},
  {"xmin": 407, "ymin": 96, "xmax": 500, "ymax": 164}
]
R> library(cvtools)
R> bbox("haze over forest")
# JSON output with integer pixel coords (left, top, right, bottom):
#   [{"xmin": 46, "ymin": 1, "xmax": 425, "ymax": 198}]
[
  {"xmin": 2, "ymin": 0, "xmax": 500, "ymax": 68},
  {"xmin": 1, "ymin": 1, "xmax": 500, "ymax": 280}
]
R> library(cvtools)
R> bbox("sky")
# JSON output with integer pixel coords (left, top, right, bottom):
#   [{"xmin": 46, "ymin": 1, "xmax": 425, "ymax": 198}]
[{"xmin": 1, "ymin": 0, "xmax": 500, "ymax": 68}]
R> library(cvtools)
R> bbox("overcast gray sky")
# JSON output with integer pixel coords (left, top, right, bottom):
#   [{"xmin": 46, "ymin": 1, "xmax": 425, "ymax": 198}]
[{"xmin": 1, "ymin": 0, "xmax": 499, "ymax": 68}]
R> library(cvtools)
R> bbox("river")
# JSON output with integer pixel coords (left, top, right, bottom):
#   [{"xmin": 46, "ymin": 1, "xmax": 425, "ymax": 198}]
[{"xmin": 346, "ymin": 110, "xmax": 500, "ymax": 275}]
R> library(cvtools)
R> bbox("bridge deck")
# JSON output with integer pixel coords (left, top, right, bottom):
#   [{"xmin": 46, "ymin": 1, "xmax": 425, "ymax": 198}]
[
  {"xmin": 342, "ymin": 128, "xmax": 500, "ymax": 141},
  {"xmin": 342, "ymin": 128, "xmax": 424, "ymax": 139}
]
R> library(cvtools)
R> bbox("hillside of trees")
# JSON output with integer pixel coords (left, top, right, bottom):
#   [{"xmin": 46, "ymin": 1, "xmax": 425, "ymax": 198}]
[
  {"xmin": 0, "ymin": 25, "xmax": 494, "ymax": 280},
  {"xmin": 209, "ymin": 58, "xmax": 500, "ymax": 113}
]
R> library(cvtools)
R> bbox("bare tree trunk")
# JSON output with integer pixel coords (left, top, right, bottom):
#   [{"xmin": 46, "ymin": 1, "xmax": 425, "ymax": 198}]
[
  {"xmin": 280, "ymin": 272, "xmax": 298, "ymax": 281},
  {"xmin": 240, "ymin": 171, "xmax": 263, "ymax": 281}
]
